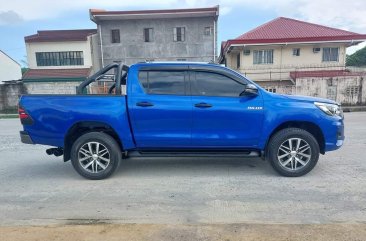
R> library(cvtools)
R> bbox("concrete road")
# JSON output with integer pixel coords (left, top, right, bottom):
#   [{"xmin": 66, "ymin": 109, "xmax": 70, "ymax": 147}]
[{"xmin": 0, "ymin": 113, "xmax": 365, "ymax": 226}]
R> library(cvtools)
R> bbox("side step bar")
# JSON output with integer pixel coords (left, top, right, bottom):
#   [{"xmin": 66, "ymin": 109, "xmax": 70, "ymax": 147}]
[{"xmin": 125, "ymin": 150, "xmax": 261, "ymax": 158}]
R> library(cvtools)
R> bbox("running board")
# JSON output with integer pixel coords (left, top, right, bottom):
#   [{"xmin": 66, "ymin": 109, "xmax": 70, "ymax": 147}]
[{"xmin": 125, "ymin": 150, "xmax": 261, "ymax": 158}]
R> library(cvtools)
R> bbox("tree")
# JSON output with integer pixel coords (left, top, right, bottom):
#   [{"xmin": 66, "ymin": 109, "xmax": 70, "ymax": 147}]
[
  {"xmin": 21, "ymin": 67, "xmax": 29, "ymax": 75},
  {"xmin": 346, "ymin": 46, "xmax": 366, "ymax": 66},
  {"xmin": 20, "ymin": 56, "xmax": 29, "ymax": 75}
]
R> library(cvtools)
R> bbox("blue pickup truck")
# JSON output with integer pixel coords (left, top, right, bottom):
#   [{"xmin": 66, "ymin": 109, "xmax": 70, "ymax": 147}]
[{"xmin": 19, "ymin": 62, "xmax": 344, "ymax": 179}]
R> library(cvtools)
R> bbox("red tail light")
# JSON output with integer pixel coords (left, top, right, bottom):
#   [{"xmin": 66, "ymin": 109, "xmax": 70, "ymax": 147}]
[
  {"xmin": 18, "ymin": 107, "xmax": 29, "ymax": 119},
  {"xmin": 18, "ymin": 105, "xmax": 33, "ymax": 125}
]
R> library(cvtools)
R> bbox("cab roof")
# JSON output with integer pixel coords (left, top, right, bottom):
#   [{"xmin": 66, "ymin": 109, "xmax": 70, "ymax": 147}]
[{"xmin": 132, "ymin": 61, "xmax": 221, "ymax": 68}]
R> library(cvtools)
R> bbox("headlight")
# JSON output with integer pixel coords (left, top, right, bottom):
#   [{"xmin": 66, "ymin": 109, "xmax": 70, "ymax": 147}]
[{"xmin": 314, "ymin": 102, "xmax": 343, "ymax": 118}]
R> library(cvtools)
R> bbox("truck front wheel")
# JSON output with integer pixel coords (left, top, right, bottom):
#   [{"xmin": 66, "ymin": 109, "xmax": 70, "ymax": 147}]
[
  {"xmin": 267, "ymin": 128, "xmax": 320, "ymax": 177},
  {"xmin": 71, "ymin": 132, "xmax": 122, "ymax": 180}
]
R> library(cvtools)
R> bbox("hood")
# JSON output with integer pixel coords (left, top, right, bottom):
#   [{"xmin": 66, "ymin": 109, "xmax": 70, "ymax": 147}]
[
  {"xmin": 283, "ymin": 94, "xmax": 338, "ymax": 105},
  {"xmin": 268, "ymin": 92, "xmax": 338, "ymax": 105}
]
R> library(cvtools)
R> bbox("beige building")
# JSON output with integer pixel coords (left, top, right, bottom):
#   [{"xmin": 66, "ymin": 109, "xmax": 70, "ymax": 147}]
[
  {"xmin": 219, "ymin": 17, "xmax": 366, "ymax": 104},
  {"xmin": 23, "ymin": 29, "xmax": 98, "ymax": 94},
  {"xmin": 0, "ymin": 50, "xmax": 22, "ymax": 84}
]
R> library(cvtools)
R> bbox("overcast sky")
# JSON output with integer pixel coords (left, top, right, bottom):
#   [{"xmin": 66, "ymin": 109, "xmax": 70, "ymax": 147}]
[{"xmin": 1, "ymin": 0, "xmax": 366, "ymax": 66}]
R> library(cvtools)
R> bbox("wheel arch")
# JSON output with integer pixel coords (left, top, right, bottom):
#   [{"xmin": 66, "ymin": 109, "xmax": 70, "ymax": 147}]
[
  {"xmin": 63, "ymin": 121, "xmax": 123, "ymax": 162},
  {"xmin": 265, "ymin": 121, "xmax": 325, "ymax": 157}
]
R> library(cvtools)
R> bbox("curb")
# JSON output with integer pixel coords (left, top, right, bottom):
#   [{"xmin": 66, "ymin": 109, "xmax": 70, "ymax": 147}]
[{"xmin": 343, "ymin": 106, "xmax": 366, "ymax": 112}]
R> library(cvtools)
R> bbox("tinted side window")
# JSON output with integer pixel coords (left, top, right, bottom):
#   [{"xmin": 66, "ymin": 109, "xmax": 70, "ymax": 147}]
[
  {"xmin": 138, "ymin": 70, "xmax": 186, "ymax": 95},
  {"xmin": 191, "ymin": 71, "xmax": 245, "ymax": 97}
]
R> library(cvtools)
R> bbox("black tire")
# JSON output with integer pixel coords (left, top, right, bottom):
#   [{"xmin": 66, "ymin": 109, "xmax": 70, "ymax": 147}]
[
  {"xmin": 267, "ymin": 128, "xmax": 320, "ymax": 177},
  {"xmin": 71, "ymin": 132, "xmax": 122, "ymax": 180}
]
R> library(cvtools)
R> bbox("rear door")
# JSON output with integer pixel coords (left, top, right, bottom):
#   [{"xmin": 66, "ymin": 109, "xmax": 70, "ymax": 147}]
[
  {"xmin": 190, "ymin": 69, "xmax": 264, "ymax": 148},
  {"xmin": 128, "ymin": 66, "xmax": 192, "ymax": 148}
]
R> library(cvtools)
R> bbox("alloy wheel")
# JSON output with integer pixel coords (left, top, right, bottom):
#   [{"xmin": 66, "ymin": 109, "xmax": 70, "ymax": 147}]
[
  {"xmin": 78, "ymin": 142, "xmax": 111, "ymax": 173},
  {"xmin": 277, "ymin": 138, "xmax": 312, "ymax": 171}
]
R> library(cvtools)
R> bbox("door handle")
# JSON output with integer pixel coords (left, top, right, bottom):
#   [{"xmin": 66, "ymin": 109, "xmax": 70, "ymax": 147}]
[
  {"xmin": 136, "ymin": 101, "xmax": 154, "ymax": 107},
  {"xmin": 194, "ymin": 102, "xmax": 212, "ymax": 108}
]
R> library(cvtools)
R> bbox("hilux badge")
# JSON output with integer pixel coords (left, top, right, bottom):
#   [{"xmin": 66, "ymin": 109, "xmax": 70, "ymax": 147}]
[{"xmin": 248, "ymin": 106, "xmax": 263, "ymax": 110}]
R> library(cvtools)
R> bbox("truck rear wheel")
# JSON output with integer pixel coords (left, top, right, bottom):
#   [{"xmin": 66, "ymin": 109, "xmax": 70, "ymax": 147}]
[
  {"xmin": 267, "ymin": 128, "xmax": 319, "ymax": 177},
  {"xmin": 71, "ymin": 132, "xmax": 122, "ymax": 180}
]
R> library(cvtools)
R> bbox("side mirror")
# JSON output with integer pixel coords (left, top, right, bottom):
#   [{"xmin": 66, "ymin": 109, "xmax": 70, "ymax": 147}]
[{"xmin": 240, "ymin": 84, "xmax": 258, "ymax": 96}]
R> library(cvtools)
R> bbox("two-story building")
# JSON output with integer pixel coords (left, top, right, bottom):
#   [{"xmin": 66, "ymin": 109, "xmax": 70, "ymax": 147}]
[
  {"xmin": 90, "ymin": 6, "xmax": 219, "ymax": 67},
  {"xmin": 219, "ymin": 17, "xmax": 366, "ymax": 104},
  {"xmin": 23, "ymin": 29, "xmax": 98, "ymax": 94}
]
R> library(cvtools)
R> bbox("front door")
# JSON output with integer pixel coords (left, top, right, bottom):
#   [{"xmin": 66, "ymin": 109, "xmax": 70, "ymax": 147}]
[
  {"xmin": 128, "ymin": 68, "xmax": 191, "ymax": 148},
  {"xmin": 190, "ymin": 70, "xmax": 264, "ymax": 148}
]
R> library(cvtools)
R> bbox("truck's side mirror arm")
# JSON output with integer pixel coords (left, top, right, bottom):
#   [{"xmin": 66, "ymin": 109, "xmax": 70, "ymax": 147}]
[{"xmin": 240, "ymin": 84, "xmax": 259, "ymax": 96}]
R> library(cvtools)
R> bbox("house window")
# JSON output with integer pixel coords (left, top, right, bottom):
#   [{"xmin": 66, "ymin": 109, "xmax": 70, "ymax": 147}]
[
  {"xmin": 174, "ymin": 27, "xmax": 185, "ymax": 42},
  {"xmin": 144, "ymin": 28, "xmax": 154, "ymax": 42},
  {"xmin": 322, "ymin": 47, "xmax": 339, "ymax": 62},
  {"xmin": 253, "ymin": 49, "xmax": 273, "ymax": 64},
  {"xmin": 204, "ymin": 27, "xmax": 212, "ymax": 36},
  {"xmin": 345, "ymin": 86, "xmax": 360, "ymax": 96},
  {"xmin": 111, "ymin": 29, "xmax": 120, "ymax": 43},
  {"xmin": 236, "ymin": 53, "xmax": 241, "ymax": 69},
  {"xmin": 35, "ymin": 51, "xmax": 84, "ymax": 66},
  {"xmin": 293, "ymin": 48, "xmax": 300, "ymax": 56},
  {"xmin": 265, "ymin": 87, "xmax": 277, "ymax": 93}
]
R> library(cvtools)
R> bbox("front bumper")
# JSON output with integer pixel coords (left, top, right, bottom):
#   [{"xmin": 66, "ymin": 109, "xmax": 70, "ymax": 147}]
[
  {"xmin": 20, "ymin": 131, "xmax": 34, "ymax": 144},
  {"xmin": 324, "ymin": 118, "xmax": 344, "ymax": 152}
]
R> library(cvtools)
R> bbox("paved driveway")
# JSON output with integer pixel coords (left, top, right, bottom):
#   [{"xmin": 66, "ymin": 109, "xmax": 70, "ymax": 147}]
[{"xmin": 0, "ymin": 113, "xmax": 365, "ymax": 226}]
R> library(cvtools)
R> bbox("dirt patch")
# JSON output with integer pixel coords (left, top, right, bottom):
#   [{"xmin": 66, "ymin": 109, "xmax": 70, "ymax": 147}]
[{"xmin": 1, "ymin": 223, "xmax": 366, "ymax": 241}]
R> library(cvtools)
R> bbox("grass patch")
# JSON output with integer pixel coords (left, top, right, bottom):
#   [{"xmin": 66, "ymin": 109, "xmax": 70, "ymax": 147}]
[
  {"xmin": 0, "ymin": 109, "xmax": 18, "ymax": 114},
  {"xmin": 0, "ymin": 114, "xmax": 18, "ymax": 119}
]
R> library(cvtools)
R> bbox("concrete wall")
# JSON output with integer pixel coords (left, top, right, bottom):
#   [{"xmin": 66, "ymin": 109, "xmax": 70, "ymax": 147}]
[
  {"xmin": 0, "ymin": 81, "xmax": 80, "ymax": 112},
  {"xmin": 24, "ymin": 81, "xmax": 81, "ymax": 94},
  {"xmin": 0, "ymin": 51, "xmax": 22, "ymax": 83},
  {"xmin": 256, "ymin": 74, "xmax": 366, "ymax": 105},
  {"xmin": 26, "ymin": 40, "xmax": 94, "ymax": 69},
  {"xmin": 225, "ymin": 43, "xmax": 346, "ymax": 81},
  {"xmin": 0, "ymin": 83, "xmax": 26, "ymax": 112},
  {"xmin": 98, "ymin": 16, "xmax": 217, "ymax": 66},
  {"xmin": 295, "ymin": 75, "xmax": 366, "ymax": 105}
]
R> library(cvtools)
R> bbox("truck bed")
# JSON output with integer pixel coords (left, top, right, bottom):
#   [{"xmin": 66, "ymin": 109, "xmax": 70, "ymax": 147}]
[{"xmin": 19, "ymin": 95, "xmax": 134, "ymax": 149}]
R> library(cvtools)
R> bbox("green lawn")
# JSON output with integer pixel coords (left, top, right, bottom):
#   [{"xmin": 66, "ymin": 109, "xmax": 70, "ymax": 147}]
[{"xmin": 0, "ymin": 114, "xmax": 18, "ymax": 119}]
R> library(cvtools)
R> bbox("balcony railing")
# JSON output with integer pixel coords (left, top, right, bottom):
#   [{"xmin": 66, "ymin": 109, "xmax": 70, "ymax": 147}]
[{"xmin": 239, "ymin": 64, "xmax": 355, "ymax": 82}]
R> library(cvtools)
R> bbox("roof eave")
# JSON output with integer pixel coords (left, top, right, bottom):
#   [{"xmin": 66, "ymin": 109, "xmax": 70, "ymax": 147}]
[
  {"xmin": 90, "ymin": 7, "xmax": 219, "ymax": 22},
  {"xmin": 25, "ymin": 38, "xmax": 90, "ymax": 43},
  {"xmin": 222, "ymin": 36, "xmax": 366, "ymax": 54},
  {"xmin": 24, "ymin": 29, "xmax": 97, "ymax": 43},
  {"xmin": 91, "ymin": 12, "xmax": 218, "ymax": 22}
]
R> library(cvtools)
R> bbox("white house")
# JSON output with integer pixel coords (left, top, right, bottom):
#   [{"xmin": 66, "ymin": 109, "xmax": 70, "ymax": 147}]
[
  {"xmin": 0, "ymin": 50, "xmax": 22, "ymax": 84},
  {"xmin": 23, "ymin": 29, "xmax": 98, "ymax": 94}
]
